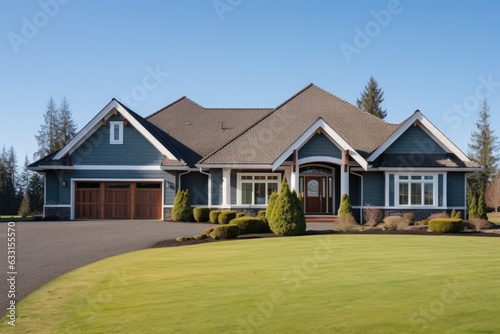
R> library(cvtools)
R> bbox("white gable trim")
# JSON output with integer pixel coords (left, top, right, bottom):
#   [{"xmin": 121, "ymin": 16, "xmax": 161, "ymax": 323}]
[
  {"xmin": 53, "ymin": 100, "xmax": 178, "ymax": 161},
  {"xmin": 368, "ymin": 111, "xmax": 470, "ymax": 162},
  {"xmin": 271, "ymin": 118, "xmax": 368, "ymax": 171}
]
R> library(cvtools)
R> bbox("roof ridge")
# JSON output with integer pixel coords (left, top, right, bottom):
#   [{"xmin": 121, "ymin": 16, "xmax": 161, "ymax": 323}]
[
  {"xmin": 204, "ymin": 107, "xmax": 273, "ymax": 111},
  {"xmin": 146, "ymin": 96, "xmax": 204, "ymax": 119}
]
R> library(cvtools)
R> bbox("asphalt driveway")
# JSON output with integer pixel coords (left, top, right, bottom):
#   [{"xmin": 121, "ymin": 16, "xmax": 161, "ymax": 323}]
[{"xmin": 0, "ymin": 220, "xmax": 213, "ymax": 315}]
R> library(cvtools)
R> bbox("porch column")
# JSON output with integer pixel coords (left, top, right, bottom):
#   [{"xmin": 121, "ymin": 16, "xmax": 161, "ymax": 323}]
[
  {"xmin": 222, "ymin": 168, "xmax": 231, "ymax": 208},
  {"xmin": 340, "ymin": 149, "xmax": 349, "ymax": 197},
  {"xmin": 290, "ymin": 149, "xmax": 299, "ymax": 191}
]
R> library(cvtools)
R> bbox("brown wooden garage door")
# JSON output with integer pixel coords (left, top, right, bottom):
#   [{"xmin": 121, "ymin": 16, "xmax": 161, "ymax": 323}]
[{"xmin": 76, "ymin": 182, "xmax": 162, "ymax": 220}]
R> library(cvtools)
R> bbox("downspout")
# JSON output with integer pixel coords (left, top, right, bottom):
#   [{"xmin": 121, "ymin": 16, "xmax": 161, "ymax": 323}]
[
  {"xmin": 199, "ymin": 168, "xmax": 212, "ymax": 207},
  {"xmin": 350, "ymin": 171, "xmax": 364, "ymax": 224},
  {"xmin": 178, "ymin": 170, "xmax": 190, "ymax": 192}
]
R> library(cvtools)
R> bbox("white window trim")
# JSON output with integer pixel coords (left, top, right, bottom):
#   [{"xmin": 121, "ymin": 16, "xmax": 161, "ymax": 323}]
[
  {"xmin": 236, "ymin": 173, "xmax": 281, "ymax": 205},
  {"xmin": 393, "ymin": 172, "xmax": 440, "ymax": 208},
  {"xmin": 110, "ymin": 121, "xmax": 123, "ymax": 144}
]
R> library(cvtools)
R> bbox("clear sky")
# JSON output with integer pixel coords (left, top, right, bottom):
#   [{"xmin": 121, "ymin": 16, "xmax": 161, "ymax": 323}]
[{"xmin": 1, "ymin": 0, "xmax": 499, "ymax": 164}]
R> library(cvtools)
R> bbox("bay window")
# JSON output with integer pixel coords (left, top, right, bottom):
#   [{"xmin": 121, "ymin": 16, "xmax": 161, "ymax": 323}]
[{"xmin": 396, "ymin": 174, "xmax": 436, "ymax": 206}]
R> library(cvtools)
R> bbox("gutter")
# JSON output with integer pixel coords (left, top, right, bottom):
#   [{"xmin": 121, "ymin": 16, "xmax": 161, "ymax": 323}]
[{"xmin": 198, "ymin": 168, "xmax": 212, "ymax": 207}]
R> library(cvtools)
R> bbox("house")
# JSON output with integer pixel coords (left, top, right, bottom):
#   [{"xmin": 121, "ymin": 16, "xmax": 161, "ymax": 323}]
[{"xmin": 29, "ymin": 84, "xmax": 481, "ymax": 221}]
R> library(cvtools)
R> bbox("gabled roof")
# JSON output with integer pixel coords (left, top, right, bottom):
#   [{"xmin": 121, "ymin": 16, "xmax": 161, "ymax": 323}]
[
  {"xmin": 200, "ymin": 84, "xmax": 400, "ymax": 166},
  {"xmin": 52, "ymin": 99, "xmax": 180, "ymax": 161},
  {"xmin": 146, "ymin": 97, "xmax": 273, "ymax": 166}
]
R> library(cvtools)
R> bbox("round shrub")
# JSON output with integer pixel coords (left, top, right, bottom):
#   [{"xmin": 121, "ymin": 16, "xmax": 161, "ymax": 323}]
[
  {"xmin": 257, "ymin": 210, "xmax": 266, "ymax": 219},
  {"xmin": 193, "ymin": 207, "xmax": 211, "ymax": 222},
  {"xmin": 416, "ymin": 219, "xmax": 429, "ymax": 226},
  {"xmin": 209, "ymin": 210, "xmax": 222, "ymax": 224},
  {"xmin": 428, "ymin": 218, "xmax": 463, "ymax": 233},
  {"xmin": 193, "ymin": 234, "xmax": 207, "ymax": 240},
  {"xmin": 203, "ymin": 227, "xmax": 214, "ymax": 236},
  {"xmin": 209, "ymin": 225, "xmax": 239, "ymax": 239},
  {"xmin": 402, "ymin": 212, "xmax": 415, "ymax": 222},
  {"xmin": 229, "ymin": 217, "xmax": 267, "ymax": 234},
  {"xmin": 218, "ymin": 210, "xmax": 237, "ymax": 224},
  {"xmin": 236, "ymin": 212, "xmax": 245, "ymax": 218}
]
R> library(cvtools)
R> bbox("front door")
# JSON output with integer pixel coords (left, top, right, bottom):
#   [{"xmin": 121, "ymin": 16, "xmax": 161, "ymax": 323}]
[{"xmin": 305, "ymin": 177, "xmax": 322, "ymax": 213}]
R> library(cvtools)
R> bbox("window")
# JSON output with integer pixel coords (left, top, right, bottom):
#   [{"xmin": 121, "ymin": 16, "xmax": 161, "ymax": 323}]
[
  {"xmin": 110, "ymin": 121, "xmax": 123, "ymax": 144},
  {"xmin": 396, "ymin": 174, "xmax": 436, "ymax": 206},
  {"xmin": 237, "ymin": 173, "xmax": 281, "ymax": 205}
]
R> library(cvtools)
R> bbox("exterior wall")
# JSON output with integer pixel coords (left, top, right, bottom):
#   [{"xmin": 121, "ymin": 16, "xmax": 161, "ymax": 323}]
[
  {"xmin": 70, "ymin": 114, "xmax": 164, "ymax": 166},
  {"xmin": 363, "ymin": 172, "xmax": 385, "ymax": 206},
  {"xmin": 210, "ymin": 169, "xmax": 223, "ymax": 206},
  {"xmin": 298, "ymin": 133, "xmax": 342, "ymax": 159},
  {"xmin": 385, "ymin": 125, "xmax": 446, "ymax": 155},
  {"xmin": 45, "ymin": 207, "xmax": 71, "ymax": 220},
  {"xmin": 447, "ymin": 172, "xmax": 466, "ymax": 207},
  {"xmin": 180, "ymin": 172, "xmax": 208, "ymax": 206},
  {"xmin": 349, "ymin": 173, "xmax": 361, "ymax": 206}
]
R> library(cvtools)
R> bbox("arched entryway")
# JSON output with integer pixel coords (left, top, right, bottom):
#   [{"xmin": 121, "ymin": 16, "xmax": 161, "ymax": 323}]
[{"xmin": 299, "ymin": 165, "xmax": 335, "ymax": 214}]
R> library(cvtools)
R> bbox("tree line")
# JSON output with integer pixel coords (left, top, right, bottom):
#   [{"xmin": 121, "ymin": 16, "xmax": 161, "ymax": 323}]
[{"xmin": 0, "ymin": 97, "xmax": 76, "ymax": 216}]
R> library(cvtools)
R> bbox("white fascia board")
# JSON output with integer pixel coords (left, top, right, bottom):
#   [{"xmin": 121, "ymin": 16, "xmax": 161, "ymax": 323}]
[
  {"xmin": 72, "ymin": 165, "xmax": 163, "ymax": 171},
  {"xmin": 374, "ymin": 167, "xmax": 483, "ymax": 172},
  {"xmin": 195, "ymin": 164, "xmax": 273, "ymax": 169},
  {"xmin": 271, "ymin": 118, "xmax": 368, "ymax": 171},
  {"xmin": 368, "ymin": 112, "xmax": 470, "ymax": 162},
  {"xmin": 54, "ymin": 100, "xmax": 178, "ymax": 161}
]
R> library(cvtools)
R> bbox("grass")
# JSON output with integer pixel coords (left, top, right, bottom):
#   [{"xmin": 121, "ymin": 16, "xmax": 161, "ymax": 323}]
[
  {"xmin": 487, "ymin": 212, "xmax": 500, "ymax": 224},
  {"xmin": 0, "ymin": 215, "xmax": 34, "ymax": 222},
  {"xmin": 3, "ymin": 235, "xmax": 500, "ymax": 333}
]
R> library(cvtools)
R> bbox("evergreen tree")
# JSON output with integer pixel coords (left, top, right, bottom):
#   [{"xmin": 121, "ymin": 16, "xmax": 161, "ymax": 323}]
[
  {"xmin": 19, "ymin": 155, "xmax": 31, "ymax": 195},
  {"xmin": 265, "ymin": 191, "xmax": 278, "ymax": 222},
  {"xmin": 18, "ymin": 194, "xmax": 31, "ymax": 217},
  {"xmin": 468, "ymin": 195, "xmax": 478, "ymax": 219},
  {"xmin": 28, "ymin": 173, "xmax": 44, "ymax": 214},
  {"xmin": 356, "ymin": 76, "xmax": 387, "ymax": 119},
  {"xmin": 58, "ymin": 97, "xmax": 77, "ymax": 146},
  {"xmin": 269, "ymin": 177, "xmax": 306, "ymax": 236},
  {"xmin": 468, "ymin": 98, "xmax": 499, "ymax": 197},
  {"xmin": 477, "ymin": 193, "xmax": 487, "ymax": 219},
  {"xmin": 338, "ymin": 193, "xmax": 353, "ymax": 216},
  {"xmin": 0, "ymin": 146, "xmax": 19, "ymax": 214}
]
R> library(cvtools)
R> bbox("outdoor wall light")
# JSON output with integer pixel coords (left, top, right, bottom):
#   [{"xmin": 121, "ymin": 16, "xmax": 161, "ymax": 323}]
[{"xmin": 62, "ymin": 180, "xmax": 67, "ymax": 187}]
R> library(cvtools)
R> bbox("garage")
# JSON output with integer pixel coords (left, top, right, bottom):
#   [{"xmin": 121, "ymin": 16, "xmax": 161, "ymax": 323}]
[{"xmin": 75, "ymin": 182, "xmax": 162, "ymax": 220}]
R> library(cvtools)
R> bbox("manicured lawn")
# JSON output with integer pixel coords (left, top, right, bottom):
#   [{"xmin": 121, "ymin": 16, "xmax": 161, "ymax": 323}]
[
  {"xmin": 487, "ymin": 213, "xmax": 500, "ymax": 224},
  {"xmin": 3, "ymin": 235, "xmax": 500, "ymax": 333},
  {"xmin": 0, "ymin": 215, "xmax": 34, "ymax": 222}
]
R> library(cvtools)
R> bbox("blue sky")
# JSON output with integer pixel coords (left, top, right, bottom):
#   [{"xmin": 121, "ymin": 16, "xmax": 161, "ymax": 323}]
[{"xmin": 1, "ymin": 0, "xmax": 499, "ymax": 164}]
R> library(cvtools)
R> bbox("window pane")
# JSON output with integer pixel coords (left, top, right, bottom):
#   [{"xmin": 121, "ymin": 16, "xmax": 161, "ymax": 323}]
[
  {"xmin": 424, "ymin": 175, "xmax": 434, "ymax": 180},
  {"xmin": 411, "ymin": 175, "xmax": 421, "ymax": 180},
  {"xmin": 254, "ymin": 176, "xmax": 266, "ymax": 180},
  {"xmin": 424, "ymin": 183, "xmax": 433, "ymax": 205},
  {"xmin": 307, "ymin": 179, "xmax": 319, "ymax": 197},
  {"xmin": 114, "ymin": 124, "xmax": 120, "ymax": 140},
  {"xmin": 399, "ymin": 175, "xmax": 409, "ymax": 180},
  {"xmin": 242, "ymin": 183, "xmax": 252, "ymax": 204},
  {"xmin": 399, "ymin": 183, "xmax": 408, "ymax": 205},
  {"xmin": 242, "ymin": 175, "xmax": 252, "ymax": 180},
  {"xmin": 411, "ymin": 183, "xmax": 422, "ymax": 205},
  {"xmin": 268, "ymin": 182, "xmax": 278, "ymax": 198},
  {"xmin": 254, "ymin": 183, "xmax": 266, "ymax": 204},
  {"xmin": 267, "ymin": 175, "xmax": 278, "ymax": 180}
]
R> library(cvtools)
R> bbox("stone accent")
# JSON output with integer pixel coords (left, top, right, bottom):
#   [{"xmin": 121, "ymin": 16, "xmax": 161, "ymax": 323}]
[
  {"xmin": 44, "ymin": 207, "xmax": 71, "ymax": 220},
  {"xmin": 163, "ymin": 207, "xmax": 173, "ymax": 221}
]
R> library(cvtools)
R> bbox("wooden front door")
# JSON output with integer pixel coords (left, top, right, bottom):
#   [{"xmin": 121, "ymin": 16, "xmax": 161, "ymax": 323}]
[{"xmin": 305, "ymin": 177, "xmax": 322, "ymax": 213}]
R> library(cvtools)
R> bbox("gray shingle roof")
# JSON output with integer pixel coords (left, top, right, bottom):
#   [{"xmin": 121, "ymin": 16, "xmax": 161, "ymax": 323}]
[
  {"xmin": 372, "ymin": 153, "xmax": 481, "ymax": 168},
  {"xmin": 146, "ymin": 97, "xmax": 273, "ymax": 166},
  {"xmin": 200, "ymin": 84, "xmax": 400, "ymax": 164}
]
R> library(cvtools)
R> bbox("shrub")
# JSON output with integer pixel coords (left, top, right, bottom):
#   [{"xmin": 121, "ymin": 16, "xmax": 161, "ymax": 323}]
[
  {"xmin": 193, "ymin": 234, "xmax": 207, "ymax": 240},
  {"xmin": 450, "ymin": 209, "xmax": 457, "ymax": 218},
  {"xmin": 416, "ymin": 219, "xmax": 429, "ymax": 226},
  {"xmin": 203, "ymin": 227, "xmax": 214, "ymax": 236},
  {"xmin": 209, "ymin": 210, "xmax": 222, "ymax": 224},
  {"xmin": 468, "ymin": 218, "xmax": 493, "ymax": 231},
  {"xmin": 257, "ymin": 210, "xmax": 266, "ymax": 220},
  {"xmin": 193, "ymin": 207, "xmax": 211, "ymax": 222},
  {"xmin": 427, "ymin": 212, "xmax": 449, "ymax": 220},
  {"xmin": 469, "ymin": 195, "xmax": 478, "ymax": 219},
  {"xmin": 338, "ymin": 193, "xmax": 352, "ymax": 215},
  {"xmin": 383, "ymin": 215, "xmax": 405, "ymax": 227},
  {"xmin": 477, "ymin": 194, "xmax": 487, "ymax": 219},
  {"xmin": 336, "ymin": 214, "xmax": 358, "ymax": 232},
  {"xmin": 269, "ymin": 177, "xmax": 306, "ymax": 236},
  {"xmin": 171, "ymin": 190, "xmax": 191, "ymax": 221},
  {"xmin": 176, "ymin": 236, "xmax": 194, "ymax": 242},
  {"xmin": 230, "ymin": 217, "xmax": 268, "ymax": 234},
  {"xmin": 266, "ymin": 192, "xmax": 278, "ymax": 221},
  {"xmin": 363, "ymin": 206, "xmax": 383, "ymax": 227},
  {"xmin": 428, "ymin": 218, "xmax": 463, "ymax": 233},
  {"xmin": 455, "ymin": 211, "xmax": 462, "ymax": 219},
  {"xmin": 236, "ymin": 212, "xmax": 245, "ymax": 218},
  {"xmin": 209, "ymin": 225, "xmax": 239, "ymax": 239},
  {"xmin": 18, "ymin": 194, "xmax": 31, "ymax": 218},
  {"xmin": 218, "ymin": 210, "xmax": 237, "ymax": 224},
  {"xmin": 402, "ymin": 212, "xmax": 415, "ymax": 222}
]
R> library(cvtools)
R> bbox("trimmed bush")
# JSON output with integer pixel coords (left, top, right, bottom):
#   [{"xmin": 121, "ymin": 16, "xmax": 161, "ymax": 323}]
[
  {"xmin": 450, "ymin": 209, "xmax": 457, "ymax": 218},
  {"xmin": 416, "ymin": 219, "xmax": 429, "ymax": 226},
  {"xmin": 193, "ymin": 234, "xmax": 207, "ymax": 240},
  {"xmin": 236, "ymin": 212, "xmax": 245, "ymax": 218},
  {"xmin": 455, "ymin": 211, "xmax": 462, "ymax": 219},
  {"xmin": 336, "ymin": 213, "xmax": 358, "ymax": 232},
  {"xmin": 402, "ymin": 212, "xmax": 415, "ymax": 222},
  {"xmin": 427, "ymin": 212, "xmax": 449, "ymax": 220},
  {"xmin": 383, "ymin": 215, "xmax": 405, "ymax": 226},
  {"xmin": 428, "ymin": 218, "xmax": 463, "ymax": 233},
  {"xmin": 269, "ymin": 177, "xmax": 306, "ymax": 236},
  {"xmin": 257, "ymin": 210, "xmax": 266, "ymax": 220},
  {"xmin": 338, "ymin": 193, "xmax": 352, "ymax": 215},
  {"xmin": 469, "ymin": 196, "xmax": 478, "ymax": 219},
  {"xmin": 193, "ymin": 207, "xmax": 211, "ymax": 222},
  {"xmin": 218, "ymin": 210, "xmax": 237, "ymax": 224},
  {"xmin": 209, "ymin": 224, "xmax": 239, "ymax": 239},
  {"xmin": 230, "ymin": 217, "xmax": 268, "ymax": 234},
  {"xmin": 209, "ymin": 210, "xmax": 222, "ymax": 224},
  {"xmin": 266, "ymin": 192, "xmax": 278, "ymax": 221},
  {"xmin": 171, "ymin": 190, "xmax": 191, "ymax": 221},
  {"xmin": 203, "ymin": 227, "xmax": 214, "ymax": 236}
]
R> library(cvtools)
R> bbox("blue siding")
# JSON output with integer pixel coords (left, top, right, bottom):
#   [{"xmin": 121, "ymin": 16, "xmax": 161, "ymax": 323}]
[
  {"xmin": 231, "ymin": 171, "xmax": 237, "ymax": 205},
  {"xmin": 385, "ymin": 126, "xmax": 446, "ymax": 155},
  {"xmin": 349, "ymin": 173, "xmax": 361, "ymax": 206},
  {"xmin": 447, "ymin": 173, "xmax": 466, "ymax": 207},
  {"xmin": 334, "ymin": 166, "xmax": 340, "ymax": 213},
  {"xmin": 388, "ymin": 174, "xmax": 394, "ymax": 206},
  {"xmin": 363, "ymin": 172, "xmax": 386, "ymax": 206},
  {"xmin": 70, "ymin": 115, "xmax": 164, "ymax": 165},
  {"xmin": 298, "ymin": 133, "xmax": 342, "ymax": 159},
  {"xmin": 210, "ymin": 169, "xmax": 222, "ymax": 206},
  {"xmin": 181, "ymin": 172, "xmax": 208, "ymax": 206},
  {"xmin": 438, "ymin": 174, "xmax": 444, "ymax": 207}
]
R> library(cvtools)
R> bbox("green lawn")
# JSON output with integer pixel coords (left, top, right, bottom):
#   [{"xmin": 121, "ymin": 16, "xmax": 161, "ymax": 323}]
[
  {"xmin": 487, "ymin": 213, "xmax": 500, "ymax": 224},
  {"xmin": 0, "ymin": 215, "xmax": 35, "ymax": 222},
  {"xmin": 3, "ymin": 235, "xmax": 500, "ymax": 333}
]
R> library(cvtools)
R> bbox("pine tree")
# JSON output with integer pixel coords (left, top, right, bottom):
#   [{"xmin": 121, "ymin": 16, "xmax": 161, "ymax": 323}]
[
  {"xmin": 477, "ymin": 193, "xmax": 487, "ymax": 219},
  {"xmin": 269, "ymin": 177, "xmax": 306, "ymax": 236},
  {"xmin": 338, "ymin": 193, "xmax": 353, "ymax": 216},
  {"xmin": 18, "ymin": 194, "xmax": 31, "ymax": 217},
  {"xmin": 28, "ymin": 173, "xmax": 44, "ymax": 214},
  {"xmin": 265, "ymin": 191, "xmax": 278, "ymax": 222},
  {"xmin": 468, "ymin": 98, "xmax": 499, "ymax": 197},
  {"xmin": 58, "ymin": 97, "xmax": 77, "ymax": 146},
  {"xmin": 356, "ymin": 76, "xmax": 387, "ymax": 119},
  {"xmin": 468, "ymin": 195, "xmax": 478, "ymax": 219},
  {"xmin": 19, "ymin": 155, "xmax": 31, "ymax": 195},
  {"xmin": 0, "ymin": 146, "xmax": 19, "ymax": 214}
]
